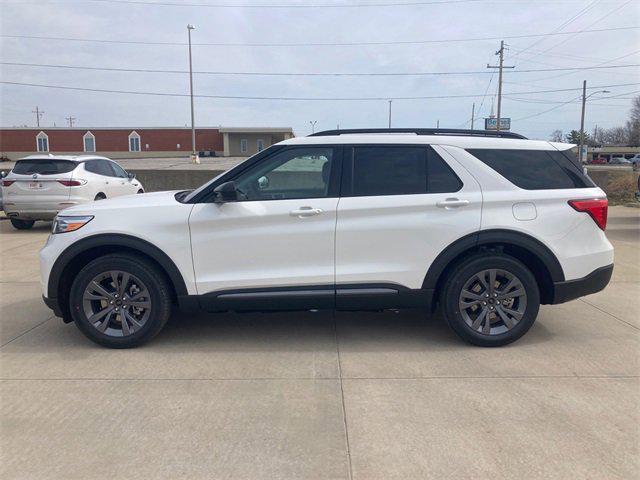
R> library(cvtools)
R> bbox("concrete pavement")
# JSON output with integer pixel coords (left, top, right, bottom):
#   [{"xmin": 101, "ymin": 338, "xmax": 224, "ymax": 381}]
[{"xmin": 0, "ymin": 207, "xmax": 638, "ymax": 479}]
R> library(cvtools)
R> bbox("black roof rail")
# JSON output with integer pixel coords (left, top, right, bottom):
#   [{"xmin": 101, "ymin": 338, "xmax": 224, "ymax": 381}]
[{"xmin": 308, "ymin": 128, "xmax": 527, "ymax": 140}]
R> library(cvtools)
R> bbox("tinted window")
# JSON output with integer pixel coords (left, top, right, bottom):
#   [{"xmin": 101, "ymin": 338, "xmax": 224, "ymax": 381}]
[
  {"xmin": 351, "ymin": 146, "xmax": 461, "ymax": 196},
  {"xmin": 85, "ymin": 159, "xmax": 112, "ymax": 176},
  {"xmin": 353, "ymin": 146, "xmax": 426, "ymax": 196},
  {"xmin": 467, "ymin": 149, "xmax": 594, "ymax": 190},
  {"xmin": 108, "ymin": 161, "xmax": 128, "ymax": 178},
  {"xmin": 233, "ymin": 147, "xmax": 333, "ymax": 200},
  {"xmin": 427, "ymin": 150, "xmax": 463, "ymax": 193},
  {"xmin": 13, "ymin": 159, "xmax": 76, "ymax": 175}
]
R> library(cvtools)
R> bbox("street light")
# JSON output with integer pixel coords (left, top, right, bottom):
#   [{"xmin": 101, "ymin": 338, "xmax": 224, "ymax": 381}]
[
  {"xmin": 579, "ymin": 80, "xmax": 610, "ymax": 163},
  {"xmin": 309, "ymin": 120, "xmax": 317, "ymax": 134},
  {"xmin": 187, "ymin": 24, "xmax": 199, "ymax": 164}
]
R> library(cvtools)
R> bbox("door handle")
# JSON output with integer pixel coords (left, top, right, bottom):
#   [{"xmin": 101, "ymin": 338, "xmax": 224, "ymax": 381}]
[
  {"xmin": 290, "ymin": 207, "xmax": 323, "ymax": 217},
  {"xmin": 436, "ymin": 198, "xmax": 470, "ymax": 209}
]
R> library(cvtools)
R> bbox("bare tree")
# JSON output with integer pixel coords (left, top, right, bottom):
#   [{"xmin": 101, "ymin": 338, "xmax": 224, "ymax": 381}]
[
  {"xmin": 626, "ymin": 95, "xmax": 640, "ymax": 145},
  {"xmin": 549, "ymin": 129, "xmax": 564, "ymax": 142}
]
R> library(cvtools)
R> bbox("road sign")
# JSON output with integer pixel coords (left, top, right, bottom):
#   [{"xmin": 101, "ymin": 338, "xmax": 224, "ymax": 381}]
[{"xmin": 485, "ymin": 117, "xmax": 511, "ymax": 131}]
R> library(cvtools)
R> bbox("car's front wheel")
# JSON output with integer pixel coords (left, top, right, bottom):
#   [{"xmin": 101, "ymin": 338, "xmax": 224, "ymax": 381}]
[
  {"xmin": 441, "ymin": 253, "xmax": 540, "ymax": 347},
  {"xmin": 10, "ymin": 218, "xmax": 35, "ymax": 230},
  {"xmin": 69, "ymin": 254, "xmax": 172, "ymax": 348}
]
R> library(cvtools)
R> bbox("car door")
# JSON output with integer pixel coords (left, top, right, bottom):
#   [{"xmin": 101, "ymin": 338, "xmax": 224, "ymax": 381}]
[
  {"xmin": 335, "ymin": 144, "xmax": 482, "ymax": 305},
  {"xmin": 107, "ymin": 160, "xmax": 136, "ymax": 195},
  {"xmin": 83, "ymin": 160, "xmax": 111, "ymax": 197},
  {"xmin": 188, "ymin": 145, "xmax": 342, "ymax": 310}
]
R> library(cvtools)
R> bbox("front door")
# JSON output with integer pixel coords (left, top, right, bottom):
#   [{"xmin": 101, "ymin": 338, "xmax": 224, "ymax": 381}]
[{"xmin": 189, "ymin": 146, "xmax": 341, "ymax": 309}]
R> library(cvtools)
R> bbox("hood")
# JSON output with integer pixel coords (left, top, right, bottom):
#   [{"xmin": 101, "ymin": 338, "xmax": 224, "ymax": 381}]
[{"xmin": 60, "ymin": 190, "xmax": 182, "ymax": 216}]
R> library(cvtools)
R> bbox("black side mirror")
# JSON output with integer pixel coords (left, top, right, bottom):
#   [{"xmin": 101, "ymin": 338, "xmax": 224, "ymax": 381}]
[
  {"xmin": 213, "ymin": 181, "xmax": 238, "ymax": 203},
  {"xmin": 127, "ymin": 172, "xmax": 136, "ymax": 180}
]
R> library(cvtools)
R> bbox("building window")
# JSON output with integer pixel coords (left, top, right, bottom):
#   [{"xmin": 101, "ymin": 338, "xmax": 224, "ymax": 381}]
[
  {"xmin": 36, "ymin": 131, "xmax": 49, "ymax": 152},
  {"xmin": 83, "ymin": 131, "xmax": 96, "ymax": 152},
  {"xmin": 128, "ymin": 131, "xmax": 141, "ymax": 152},
  {"xmin": 240, "ymin": 138, "xmax": 248, "ymax": 154},
  {"xmin": 257, "ymin": 139, "xmax": 265, "ymax": 152}
]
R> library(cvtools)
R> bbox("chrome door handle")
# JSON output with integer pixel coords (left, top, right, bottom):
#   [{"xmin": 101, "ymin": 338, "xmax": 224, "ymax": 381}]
[
  {"xmin": 290, "ymin": 207, "xmax": 323, "ymax": 217},
  {"xmin": 436, "ymin": 198, "xmax": 470, "ymax": 209}
]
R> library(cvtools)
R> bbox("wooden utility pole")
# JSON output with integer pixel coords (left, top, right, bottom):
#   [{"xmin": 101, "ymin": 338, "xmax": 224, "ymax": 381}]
[
  {"xmin": 471, "ymin": 103, "xmax": 475, "ymax": 130},
  {"xmin": 579, "ymin": 80, "xmax": 587, "ymax": 163},
  {"xmin": 65, "ymin": 116, "xmax": 76, "ymax": 127},
  {"xmin": 32, "ymin": 106, "xmax": 44, "ymax": 127},
  {"xmin": 487, "ymin": 41, "xmax": 515, "ymax": 131}
]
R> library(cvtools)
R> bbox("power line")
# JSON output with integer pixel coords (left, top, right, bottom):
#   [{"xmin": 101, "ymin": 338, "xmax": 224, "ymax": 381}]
[
  {"xmin": 512, "ymin": 95, "xmax": 582, "ymax": 121},
  {"xmin": 2, "ymin": 61, "xmax": 638, "ymax": 76},
  {"xmin": 1, "ymin": 25, "xmax": 637, "ymax": 47},
  {"xmin": 2, "ymin": 79, "xmax": 637, "ymax": 101},
  {"xmin": 85, "ymin": 0, "xmax": 487, "ymax": 7}
]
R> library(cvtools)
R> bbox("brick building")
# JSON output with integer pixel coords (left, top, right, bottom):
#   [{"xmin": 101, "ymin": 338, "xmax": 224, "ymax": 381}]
[{"xmin": 0, "ymin": 127, "xmax": 294, "ymax": 160}]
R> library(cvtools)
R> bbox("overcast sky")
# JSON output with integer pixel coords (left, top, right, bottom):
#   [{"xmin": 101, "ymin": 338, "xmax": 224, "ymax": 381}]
[{"xmin": 1, "ymin": 0, "xmax": 639, "ymax": 139}]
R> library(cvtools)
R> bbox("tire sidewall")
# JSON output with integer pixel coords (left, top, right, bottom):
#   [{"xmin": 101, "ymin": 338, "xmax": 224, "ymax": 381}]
[
  {"xmin": 69, "ymin": 255, "xmax": 171, "ymax": 348},
  {"xmin": 443, "ymin": 254, "xmax": 540, "ymax": 347}
]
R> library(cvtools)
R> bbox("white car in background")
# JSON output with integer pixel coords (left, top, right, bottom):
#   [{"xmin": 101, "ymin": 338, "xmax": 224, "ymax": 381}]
[{"xmin": 1, "ymin": 155, "xmax": 144, "ymax": 230}]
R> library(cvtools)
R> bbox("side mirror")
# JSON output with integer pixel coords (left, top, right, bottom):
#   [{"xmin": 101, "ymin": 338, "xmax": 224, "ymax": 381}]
[
  {"xmin": 213, "ymin": 181, "xmax": 238, "ymax": 203},
  {"xmin": 127, "ymin": 172, "xmax": 136, "ymax": 180},
  {"xmin": 0, "ymin": 171, "xmax": 6, "ymax": 179},
  {"xmin": 257, "ymin": 175, "xmax": 269, "ymax": 190}
]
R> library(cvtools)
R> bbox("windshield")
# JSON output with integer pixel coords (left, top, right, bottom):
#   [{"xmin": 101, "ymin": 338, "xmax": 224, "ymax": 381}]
[{"xmin": 13, "ymin": 159, "xmax": 77, "ymax": 175}]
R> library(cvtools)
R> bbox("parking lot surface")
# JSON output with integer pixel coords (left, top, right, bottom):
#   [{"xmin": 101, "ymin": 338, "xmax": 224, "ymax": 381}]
[{"xmin": 1, "ymin": 207, "xmax": 638, "ymax": 479}]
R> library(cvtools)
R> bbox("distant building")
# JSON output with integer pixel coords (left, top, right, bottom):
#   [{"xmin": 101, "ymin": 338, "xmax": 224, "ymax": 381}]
[{"xmin": 0, "ymin": 127, "xmax": 294, "ymax": 160}]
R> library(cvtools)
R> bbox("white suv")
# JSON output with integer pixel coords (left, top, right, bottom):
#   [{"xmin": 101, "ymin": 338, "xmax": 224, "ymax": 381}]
[
  {"xmin": 39, "ymin": 129, "xmax": 613, "ymax": 348},
  {"xmin": 2, "ymin": 155, "xmax": 144, "ymax": 230}
]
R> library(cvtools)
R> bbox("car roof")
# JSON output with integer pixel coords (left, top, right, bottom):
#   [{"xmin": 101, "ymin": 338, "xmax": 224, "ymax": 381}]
[
  {"xmin": 18, "ymin": 154, "xmax": 113, "ymax": 162},
  {"xmin": 280, "ymin": 134, "xmax": 573, "ymax": 151}
]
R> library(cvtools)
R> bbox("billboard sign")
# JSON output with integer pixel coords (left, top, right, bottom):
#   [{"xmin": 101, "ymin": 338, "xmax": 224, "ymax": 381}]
[{"xmin": 485, "ymin": 117, "xmax": 511, "ymax": 131}]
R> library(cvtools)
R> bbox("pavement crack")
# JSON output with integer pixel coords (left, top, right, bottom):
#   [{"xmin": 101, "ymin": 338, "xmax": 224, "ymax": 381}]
[
  {"xmin": 333, "ymin": 312, "xmax": 354, "ymax": 480},
  {"xmin": 579, "ymin": 298, "xmax": 639, "ymax": 331},
  {"xmin": 0, "ymin": 316, "xmax": 53, "ymax": 348}
]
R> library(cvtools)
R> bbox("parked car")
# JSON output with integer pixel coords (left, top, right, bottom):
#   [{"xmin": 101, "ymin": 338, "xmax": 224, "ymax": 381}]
[
  {"xmin": 628, "ymin": 153, "xmax": 640, "ymax": 171},
  {"xmin": 609, "ymin": 156, "xmax": 631, "ymax": 165},
  {"xmin": 40, "ymin": 129, "xmax": 613, "ymax": 348},
  {"xmin": 1, "ymin": 155, "xmax": 144, "ymax": 230},
  {"xmin": 590, "ymin": 156, "xmax": 608, "ymax": 165}
]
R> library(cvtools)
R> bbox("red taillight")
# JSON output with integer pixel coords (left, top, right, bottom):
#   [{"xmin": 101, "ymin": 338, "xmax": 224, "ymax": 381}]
[
  {"xmin": 2, "ymin": 180, "xmax": 15, "ymax": 187},
  {"xmin": 568, "ymin": 198, "xmax": 608, "ymax": 231},
  {"xmin": 57, "ymin": 180, "xmax": 83, "ymax": 187}
]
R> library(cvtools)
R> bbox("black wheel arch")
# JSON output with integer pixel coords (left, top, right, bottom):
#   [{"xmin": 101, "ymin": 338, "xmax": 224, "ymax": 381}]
[
  {"xmin": 48, "ymin": 234, "xmax": 188, "ymax": 322},
  {"xmin": 423, "ymin": 229, "xmax": 565, "ymax": 307}
]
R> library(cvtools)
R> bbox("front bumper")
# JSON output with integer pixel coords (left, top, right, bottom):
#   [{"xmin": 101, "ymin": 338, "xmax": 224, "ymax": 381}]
[{"xmin": 552, "ymin": 264, "xmax": 613, "ymax": 304}]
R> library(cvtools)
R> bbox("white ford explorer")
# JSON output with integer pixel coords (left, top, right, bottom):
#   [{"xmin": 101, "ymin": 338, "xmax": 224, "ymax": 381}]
[{"xmin": 39, "ymin": 129, "xmax": 613, "ymax": 348}]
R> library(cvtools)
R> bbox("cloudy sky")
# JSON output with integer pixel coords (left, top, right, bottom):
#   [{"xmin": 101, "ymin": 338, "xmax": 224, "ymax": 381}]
[{"xmin": 1, "ymin": 0, "xmax": 639, "ymax": 139}]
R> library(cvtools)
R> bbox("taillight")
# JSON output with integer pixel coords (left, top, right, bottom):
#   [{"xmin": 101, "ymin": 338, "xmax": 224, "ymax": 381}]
[
  {"xmin": 2, "ymin": 180, "xmax": 15, "ymax": 187},
  {"xmin": 57, "ymin": 180, "xmax": 84, "ymax": 187},
  {"xmin": 568, "ymin": 198, "xmax": 608, "ymax": 231}
]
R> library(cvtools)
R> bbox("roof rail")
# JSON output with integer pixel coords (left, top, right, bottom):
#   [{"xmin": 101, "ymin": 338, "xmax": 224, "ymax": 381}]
[{"xmin": 308, "ymin": 128, "xmax": 527, "ymax": 140}]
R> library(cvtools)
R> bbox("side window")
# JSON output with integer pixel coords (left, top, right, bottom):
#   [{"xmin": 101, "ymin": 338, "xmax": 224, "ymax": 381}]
[
  {"xmin": 427, "ymin": 148, "xmax": 463, "ymax": 193},
  {"xmin": 352, "ymin": 146, "xmax": 427, "ymax": 196},
  {"xmin": 85, "ymin": 160, "xmax": 111, "ymax": 176},
  {"xmin": 108, "ymin": 161, "xmax": 128, "ymax": 178},
  {"xmin": 467, "ymin": 149, "xmax": 594, "ymax": 190},
  {"xmin": 233, "ymin": 147, "xmax": 334, "ymax": 201}
]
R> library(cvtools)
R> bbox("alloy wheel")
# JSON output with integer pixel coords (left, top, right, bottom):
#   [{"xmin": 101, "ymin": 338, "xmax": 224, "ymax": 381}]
[
  {"xmin": 458, "ymin": 268, "xmax": 527, "ymax": 335},
  {"xmin": 82, "ymin": 270, "xmax": 152, "ymax": 337}
]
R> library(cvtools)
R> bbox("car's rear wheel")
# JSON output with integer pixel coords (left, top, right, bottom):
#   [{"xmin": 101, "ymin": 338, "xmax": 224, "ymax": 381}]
[
  {"xmin": 10, "ymin": 218, "xmax": 35, "ymax": 230},
  {"xmin": 69, "ymin": 254, "xmax": 172, "ymax": 348},
  {"xmin": 94, "ymin": 193, "xmax": 106, "ymax": 201},
  {"xmin": 441, "ymin": 253, "xmax": 540, "ymax": 347}
]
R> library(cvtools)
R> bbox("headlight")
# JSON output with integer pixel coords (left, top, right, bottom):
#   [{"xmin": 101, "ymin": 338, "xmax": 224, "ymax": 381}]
[{"xmin": 52, "ymin": 215, "xmax": 94, "ymax": 234}]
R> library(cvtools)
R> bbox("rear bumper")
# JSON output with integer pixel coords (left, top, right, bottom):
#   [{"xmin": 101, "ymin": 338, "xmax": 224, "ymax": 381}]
[{"xmin": 552, "ymin": 264, "xmax": 613, "ymax": 304}]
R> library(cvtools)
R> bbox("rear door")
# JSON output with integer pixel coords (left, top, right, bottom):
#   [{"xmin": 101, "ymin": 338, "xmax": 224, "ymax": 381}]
[
  {"xmin": 335, "ymin": 144, "xmax": 482, "ymax": 295},
  {"xmin": 2, "ymin": 158, "xmax": 76, "ymax": 207}
]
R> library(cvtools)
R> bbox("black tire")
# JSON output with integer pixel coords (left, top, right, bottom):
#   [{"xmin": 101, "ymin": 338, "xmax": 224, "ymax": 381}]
[
  {"xmin": 94, "ymin": 193, "xmax": 106, "ymax": 201},
  {"xmin": 137, "ymin": 189, "xmax": 144, "ymax": 194},
  {"xmin": 441, "ymin": 253, "xmax": 540, "ymax": 347},
  {"xmin": 10, "ymin": 218, "xmax": 35, "ymax": 230},
  {"xmin": 69, "ymin": 253, "xmax": 172, "ymax": 348}
]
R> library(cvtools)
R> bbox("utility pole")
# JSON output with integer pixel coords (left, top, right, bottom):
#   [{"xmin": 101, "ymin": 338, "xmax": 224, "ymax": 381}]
[
  {"xmin": 437, "ymin": 120, "xmax": 440, "ymax": 129},
  {"xmin": 579, "ymin": 80, "xmax": 587, "ymax": 163},
  {"xmin": 65, "ymin": 116, "xmax": 76, "ymax": 127},
  {"xmin": 487, "ymin": 41, "xmax": 515, "ymax": 131},
  {"xmin": 471, "ymin": 103, "xmax": 475, "ymax": 130},
  {"xmin": 187, "ymin": 24, "xmax": 199, "ymax": 164},
  {"xmin": 309, "ymin": 120, "xmax": 317, "ymax": 134},
  {"xmin": 32, "ymin": 106, "xmax": 44, "ymax": 127},
  {"xmin": 388, "ymin": 100, "xmax": 392, "ymax": 128}
]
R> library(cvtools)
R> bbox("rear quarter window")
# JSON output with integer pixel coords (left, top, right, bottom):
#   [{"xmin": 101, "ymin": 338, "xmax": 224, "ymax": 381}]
[
  {"xmin": 12, "ymin": 159, "xmax": 77, "ymax": 175},
  {"xmin": 466, "ymin": 149, "xmax": 595, "ymax": 190}
]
